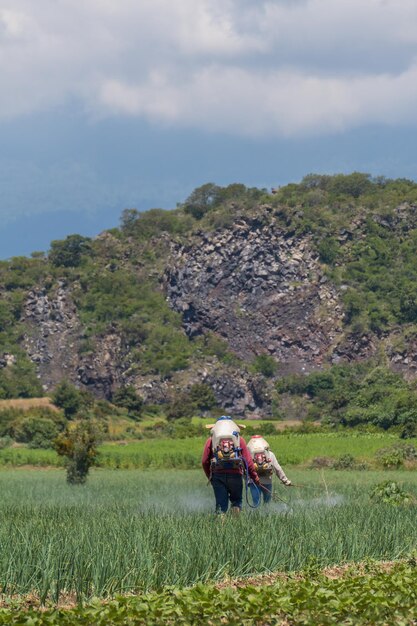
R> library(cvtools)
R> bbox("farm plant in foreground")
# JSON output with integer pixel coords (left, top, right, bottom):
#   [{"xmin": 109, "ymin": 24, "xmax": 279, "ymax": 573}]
[{"xmin": 1, "ymin": 560, "xmax": 416, "ymax": 625}]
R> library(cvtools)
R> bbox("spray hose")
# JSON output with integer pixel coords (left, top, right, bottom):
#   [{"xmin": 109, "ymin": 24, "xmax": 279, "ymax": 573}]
[{"xmin": 242, "ymin": 457, "xmax": 262, "ymax": 509}]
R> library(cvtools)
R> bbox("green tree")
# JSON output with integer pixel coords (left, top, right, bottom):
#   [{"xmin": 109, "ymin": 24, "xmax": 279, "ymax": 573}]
[
  {"xmin": 112, "ymin": 385, "xmax": 144, "ymax": 419},
  {"xmin": 120, "ymin": 208, "xmax": 140, "ymax": 231},
  {"xmin": 166, "ymin": 392, "xmax": 195, "ymax": 420},
  {"xmin": 300, "ymin": 173, "xmax": 331, "ymax": 191},
  {"xmin": 54, "ymin": 419, "xmax": 100, "ymax": 484},
  {"xmin": 328, "ymin": 172, "xmax": 373, "ymax": 198},
  {"xmin": 183, "ymin": 183, "xmax": 222, "ymax": 219},
  {"xmin": 49, "ymin": 234, "xmax": 92, "ymax": 267},
  {"xmin": 189, "ymin": 383, "xmax": 216, "ymax": 411},
  {"xmin": 52, "ymin": 380, "xmax": 83, "ymax": 418}
]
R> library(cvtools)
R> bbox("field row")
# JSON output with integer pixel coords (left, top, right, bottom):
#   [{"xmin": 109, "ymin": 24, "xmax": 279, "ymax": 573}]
[
  {"xmin": 1, "ymin": 559, "xmax": 417, "ymax": 624},
  {"xmin": 1, "ymin": 432, "xmax": 415, "ymax": 469}
]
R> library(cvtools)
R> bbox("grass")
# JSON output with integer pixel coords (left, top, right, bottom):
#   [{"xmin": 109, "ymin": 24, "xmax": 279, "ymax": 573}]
[
  {"xmin": 1, "ymin": 431, "xmax": 415, "ymax": 469},
  {"xmin": 0, "ymin": 398, "xmax": 59, "ymax": 411},
  {"xmin": 0, "ymin": 468, "xmax": 416, "ymax": 603}
]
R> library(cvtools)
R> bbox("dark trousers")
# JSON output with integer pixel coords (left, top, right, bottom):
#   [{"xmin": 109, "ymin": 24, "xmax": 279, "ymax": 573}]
[
  {"xmin": 250, "ymin": 481, "xmax": 272, "ymax": 506},
  {"xmin": 211, "ymin": 473, "xmax": 243, "ymax": 513}
]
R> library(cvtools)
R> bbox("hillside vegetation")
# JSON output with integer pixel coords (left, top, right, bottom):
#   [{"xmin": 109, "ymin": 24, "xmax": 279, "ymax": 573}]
[{"xmin": 1, "ymin": 173, "xmax": 417, "ymax": 434}]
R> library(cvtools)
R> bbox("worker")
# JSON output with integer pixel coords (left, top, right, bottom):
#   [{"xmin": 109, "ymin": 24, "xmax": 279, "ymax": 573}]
[
  {"xmin": 247, "ymin": 435, "xmax": 292, "ymax": 505},
  {"xmin": 202, "ymin": 416, "xmax": 260, "ymax": 514}
]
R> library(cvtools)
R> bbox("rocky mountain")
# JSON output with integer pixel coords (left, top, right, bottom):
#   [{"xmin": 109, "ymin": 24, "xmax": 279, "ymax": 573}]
[
  {"xmin": 2, "ymin": 174, "xmax": 417, "ymax": 416},
  {"xmin": 165, "ymin": 214, "xmax": 343, "ymax": 372}
]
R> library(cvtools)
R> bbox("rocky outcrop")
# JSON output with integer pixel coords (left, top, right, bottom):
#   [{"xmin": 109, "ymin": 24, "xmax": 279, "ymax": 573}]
[
  {"xmin": 0, "ymin": 353, "xmax": 16, "ymax": 368},
  {"xmin": 18, "ymin": 210, "xmax": 417, "ymax": 416},
  {"xmin": 165, "ymin": 215, "xmax": 344, "ymax": 376},
  {"xmin": 21, "ymin": 284, "xmax": 124, "ymax": 398},
  {"xmin": 331, "ymin": 333, "xmax": 377, "ymax": 364},
  {"xmin": 386, "ymin": 330, "xmax": 417, "ymax": 380},
  {"xmin": 76, "ymin": 332, "xmax": 124, "ymax": 398},
  {"xmin": 22, "ymin": 283, "xmax": 82, "ymax": 391}
]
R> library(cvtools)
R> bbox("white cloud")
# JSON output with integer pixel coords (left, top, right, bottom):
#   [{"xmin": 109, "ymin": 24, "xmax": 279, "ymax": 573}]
[
  {"xmin": 99, "ymin": 62, "xmax": 417, "ymax": 137},
  {"xmin": 1, "ymin": 0, "xmax": 417, "ymax": 136}
]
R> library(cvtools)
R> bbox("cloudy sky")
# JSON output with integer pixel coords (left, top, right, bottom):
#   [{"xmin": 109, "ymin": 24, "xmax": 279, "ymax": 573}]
[{"xmin": 1, "ymin": 0, "xmax": 417, "ymax": 258}]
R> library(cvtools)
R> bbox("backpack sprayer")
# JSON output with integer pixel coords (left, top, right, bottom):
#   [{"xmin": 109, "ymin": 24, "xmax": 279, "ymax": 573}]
[
  {"xmin": 206, "ymin": 417, "xmax": 261, "ymax": 509},
  {"xmin": 247, "ymin": 435, "xmax": 274, "ymax": 478}
]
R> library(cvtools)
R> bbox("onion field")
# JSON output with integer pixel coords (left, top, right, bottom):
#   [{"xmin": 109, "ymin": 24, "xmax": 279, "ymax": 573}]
[{"xmin": 0, "ymin": 467, "xmax": 416, "ymax": 607}]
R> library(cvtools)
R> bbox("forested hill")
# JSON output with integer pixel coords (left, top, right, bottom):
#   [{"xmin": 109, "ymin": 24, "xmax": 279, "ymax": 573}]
[{"xmin": 2, "ymin": 173, "xmax": 417, "ymax": 423}]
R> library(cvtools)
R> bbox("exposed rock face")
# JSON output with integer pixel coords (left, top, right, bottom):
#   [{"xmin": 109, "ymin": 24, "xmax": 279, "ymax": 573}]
[
  {"xmin": 168, "ymin": 361, "xmax": 272, "ymax": 417},
  {"xmin": 331, "ymin": 333, "xmax": 377, "ymax": 364},
  {"xmin": 76, "ymin": 332, "xmax": 124, "ymax": 398},
  {"xmin": 22, "ymin": 283, "xmax": 82, "ymax": 391},
  {"xmin": 21, "ymin": 283, "xmax": 123, "ymax": 398},
  {"xmin": 165, "ymin": 216, "xmax": 344, "ymax": 375},
  {"xmin": 19, "ymin": 214, "xmax": 415, "ymax": 416},
  {"xmin": 204, "ymin": 369, "xmax": 271, "ymax": 416},
  {"xmin": 386, "ymin": 330, "xmax": 417, "ymax": 380}
]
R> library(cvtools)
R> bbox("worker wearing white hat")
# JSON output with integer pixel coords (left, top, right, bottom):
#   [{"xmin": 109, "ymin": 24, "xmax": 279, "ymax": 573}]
[{"xmin": 247, "ymin": 435, "xmax": 292, "ymax": 505}]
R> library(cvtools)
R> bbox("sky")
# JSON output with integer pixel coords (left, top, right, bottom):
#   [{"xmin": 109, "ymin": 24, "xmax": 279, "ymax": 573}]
[{"xmin": 1, "ymin": 0, "xmax": 417, "ymax": 259}]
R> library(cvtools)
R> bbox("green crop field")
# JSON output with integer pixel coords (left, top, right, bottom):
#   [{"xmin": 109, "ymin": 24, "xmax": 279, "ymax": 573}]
[
  {"xmin": 1, "ymin": 434, "xmax": 417, "ymax": 624},
  {"xmin": 1, "ymin": 431, "xmax": 415, "ymax": 468},
  {"xmin": 0, "ymin": 468, "xmax": 416, "ymax": 603},
  {"xmin": 1, "ymin": 560, "xmax": 417, "ymax": 625}
]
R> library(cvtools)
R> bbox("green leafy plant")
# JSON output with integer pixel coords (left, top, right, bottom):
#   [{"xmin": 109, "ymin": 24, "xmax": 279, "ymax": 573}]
[
  {"xmin": 49, "ymin": 234, "xmax": 92, "ymax": 267},
  {"xmin": 370, "ymin": 480, "xmax": 415, "ymax": 505},
  {"xmin": 52, "ymin": 380, "xmax": 91, "ymax": 419}
]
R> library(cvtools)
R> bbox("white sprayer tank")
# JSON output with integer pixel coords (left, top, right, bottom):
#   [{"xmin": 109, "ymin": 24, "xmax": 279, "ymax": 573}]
[
  {"xmin": 247, "ymin": 435, "xmax": 270, "ymax": 455},
  {"xmin": 211, "ymin": 418, "xmax": 241, "ymax": 450}
]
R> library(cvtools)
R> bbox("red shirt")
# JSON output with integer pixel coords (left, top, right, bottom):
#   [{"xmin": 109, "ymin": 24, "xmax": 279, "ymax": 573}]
[{"xmin": 202, "ymin": 436, "xmax": 259, "ymax": 482}]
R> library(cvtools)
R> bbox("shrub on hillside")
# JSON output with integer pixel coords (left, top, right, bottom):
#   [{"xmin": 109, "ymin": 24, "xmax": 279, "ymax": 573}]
[
  {"xmin": 188, "ymin": 383, "xmax": 216, "ymax": 412},
  {"xmin": 400, "ymin": 413, "xmax": 417, "ymax": 439},
  {"xmin": 0, "ymin": 356, "xmax": 43, "ymax": 399},
  {"xmin": 52, "ymin": 380, "xmax": 85, "ymax": 419},
  {"xmin": 112, "ymin": 386, "xmax": 144, "ymax": 419},
  {"xmin": 318, "ymin": 236, "xmax": 340, "ymax": 264},
  {"xmin": 166, "ymin": 392, "xmax": 195, "ymax": 421},
  {"xmin": 252, "ymin": 354, "xmax": 277, "ymax": 378},
  {"xmin": 12, "ymin": 416, "xmax": 59, "ymax": 449},
  {"xmin": 0, "ymin": 435, "xmax": 12, "ymax": 449}
]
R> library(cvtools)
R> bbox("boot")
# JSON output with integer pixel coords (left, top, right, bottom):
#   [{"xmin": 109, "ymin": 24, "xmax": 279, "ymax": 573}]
[{"xmin": 231, "ymin": 506, "xmax": 241, "ymax": 515}]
